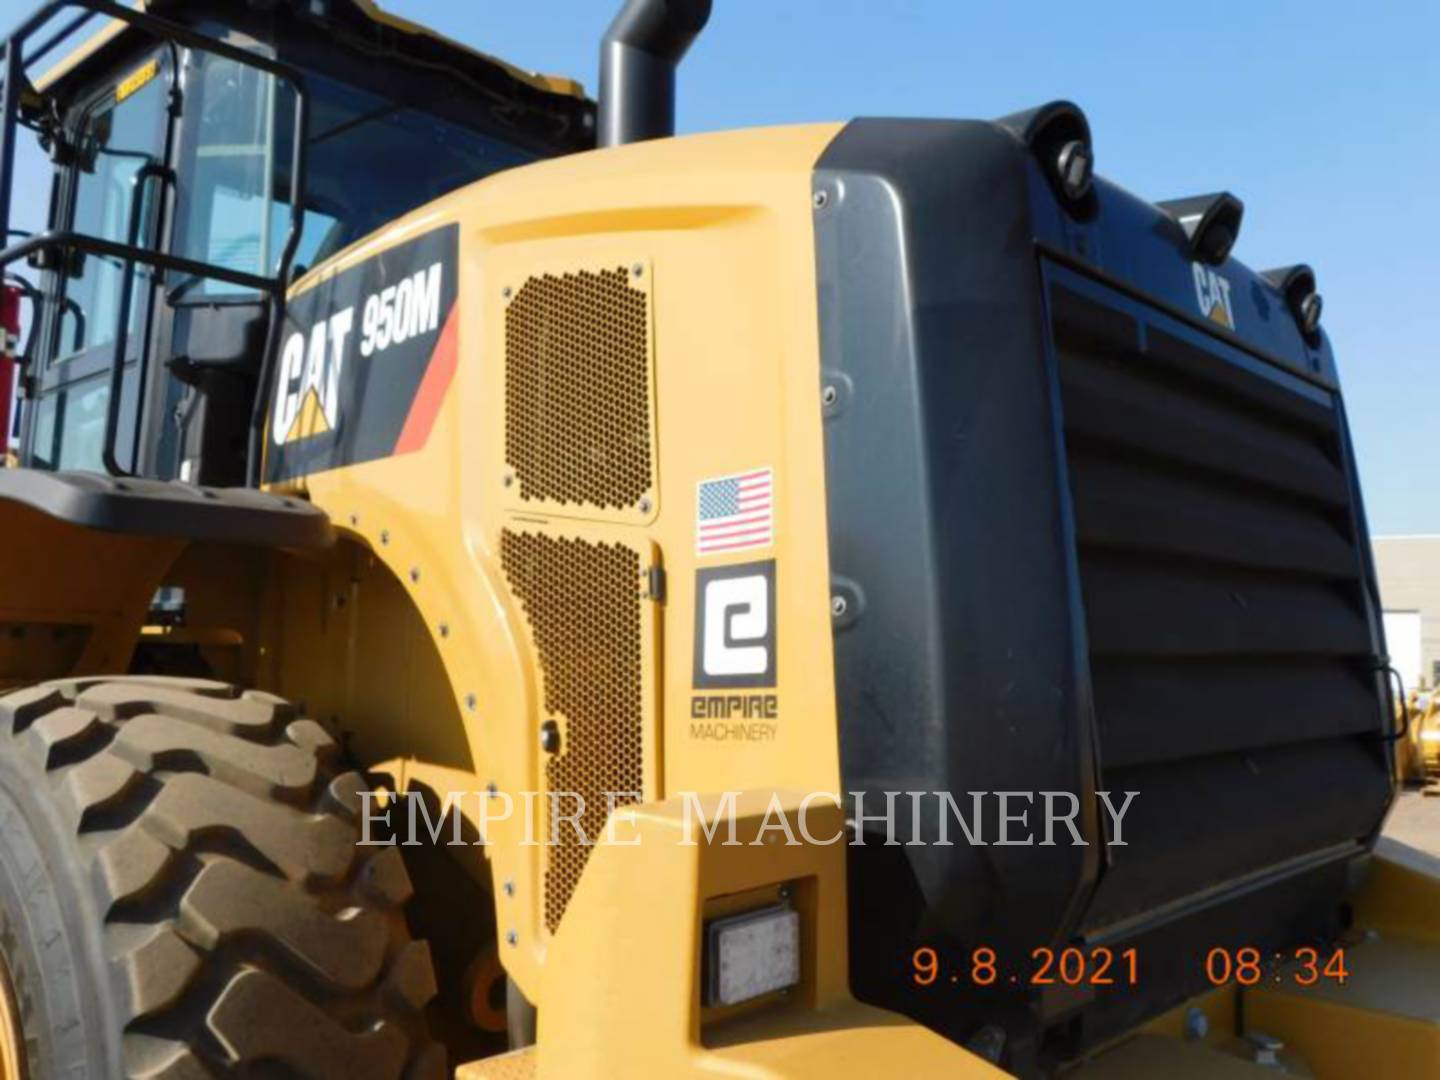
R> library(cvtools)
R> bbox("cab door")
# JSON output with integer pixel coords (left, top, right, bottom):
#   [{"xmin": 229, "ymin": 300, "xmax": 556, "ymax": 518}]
[{"xmin": 26, "ymin": 49, "xmax": 173, "ymax": 473}]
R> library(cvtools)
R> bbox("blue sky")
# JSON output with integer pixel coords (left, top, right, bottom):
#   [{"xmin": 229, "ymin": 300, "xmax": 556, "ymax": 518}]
[{"xmin": 3, "ymin": 0, "xmax": 1436, "ymax": 533}]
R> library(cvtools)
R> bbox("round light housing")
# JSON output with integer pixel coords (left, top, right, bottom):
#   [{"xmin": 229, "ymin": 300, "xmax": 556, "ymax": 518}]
[
  {"xmin": 1159, "ymin": 193, "xmax": 1245, "ymax": 267},
  {"xmin": 1056, "ymin": 140, "xmax": 1094, "ymax": 201},
  {"xmin": 1298, "ymin": 291, "xmax": 1323, "ymax": 337},
  {"xmin": 996, "ymin": 100, "xmax": 1097, "ymax": 217},
  {"xmin": 1261, "ymin": 264, "xmax": 1323, "ymax": 345}
]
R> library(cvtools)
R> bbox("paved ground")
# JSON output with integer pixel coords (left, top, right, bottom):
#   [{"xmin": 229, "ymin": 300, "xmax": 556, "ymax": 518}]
[{"xmin": 1380, "ymin": 789, "xmax": 1440, "ymax": 869}]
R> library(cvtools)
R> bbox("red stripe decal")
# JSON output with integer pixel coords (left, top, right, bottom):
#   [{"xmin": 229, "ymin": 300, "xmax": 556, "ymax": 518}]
[
  {"xmin": 701, "ymin": 536, "xmax": 774, "ymax": 552},
  {"xmin": 394, "ymin": 304, "xmax": 459, "ymax": 456},
  {"xmin": 702, "ymin": 516, "xmax": 772, "ymax": 535},
  {"xmin": 700, "ymin": 525, "xmax": 773, "ymax": 544}
]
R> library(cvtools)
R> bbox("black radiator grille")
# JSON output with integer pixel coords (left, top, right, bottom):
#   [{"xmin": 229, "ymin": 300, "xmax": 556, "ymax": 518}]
[{"xmin": 1048, "ymin": 279, "xmax": 1390, "ymax": 932}]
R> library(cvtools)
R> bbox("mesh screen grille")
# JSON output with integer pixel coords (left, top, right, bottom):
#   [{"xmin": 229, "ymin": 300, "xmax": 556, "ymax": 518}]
[
  {"xmin": 504, "ymin": 267, "xmax": 653, "ymax": 511},
  {"xmin": 500, "ymin": 530, "xmax": 644, "ymax": 932}
]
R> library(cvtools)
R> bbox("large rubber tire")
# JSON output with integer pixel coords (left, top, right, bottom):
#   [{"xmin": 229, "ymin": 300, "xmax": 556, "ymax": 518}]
[{"xmin": 0, "ymin": 676, "xmax": 442, "ymax": 1079}]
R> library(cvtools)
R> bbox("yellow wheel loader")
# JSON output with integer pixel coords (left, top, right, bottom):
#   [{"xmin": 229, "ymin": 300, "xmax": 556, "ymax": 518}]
[
  {"xmin": 0, "ymin": 1, "xmax": 1435, "ymax": 1077},
  {"xmin": 1412, "ymin": 691, "xmax": 1440, "ymax": 791}
]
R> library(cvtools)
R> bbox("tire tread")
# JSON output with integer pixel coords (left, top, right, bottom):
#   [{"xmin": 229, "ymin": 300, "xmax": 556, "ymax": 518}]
[{"xmin": 0, "ymin": 676, "xmax": 439, "ymax": 1078}]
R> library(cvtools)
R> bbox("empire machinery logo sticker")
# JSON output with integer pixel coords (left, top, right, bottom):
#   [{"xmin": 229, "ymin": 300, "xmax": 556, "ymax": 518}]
[
  {"xmin": 1192, "ymin": 263, "xmax": 1236, "ymax": 331},
  {"xmin": 691, "ymin": 560, "xmax": 779, "ymax": 742}
]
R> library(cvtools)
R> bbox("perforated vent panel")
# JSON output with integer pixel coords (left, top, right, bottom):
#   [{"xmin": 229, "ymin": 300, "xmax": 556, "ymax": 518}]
[
  {"xmin": 500, "ymin": 530, "xmax": 645, "ymax": 931},
  {"xmin": 504, "ymin": 267, "xmax": 654, "ymax": 511}
]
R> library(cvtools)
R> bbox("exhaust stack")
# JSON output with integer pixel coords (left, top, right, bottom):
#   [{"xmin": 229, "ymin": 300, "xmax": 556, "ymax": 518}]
[{"xmin": 598, "ymin": 0, "xmax": 712, "ymax": 147}]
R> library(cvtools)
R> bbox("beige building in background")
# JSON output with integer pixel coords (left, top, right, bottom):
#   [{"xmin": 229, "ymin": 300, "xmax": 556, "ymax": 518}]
[{"xmin": 1374, "ymin": 535, "xmax": 1440, "ymax": 690}]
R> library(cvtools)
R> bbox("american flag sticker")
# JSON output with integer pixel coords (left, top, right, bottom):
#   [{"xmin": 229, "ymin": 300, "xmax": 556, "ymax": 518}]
[{"xmin": 696, "ymin": 468, "xmax": 775, "ymax": 556}]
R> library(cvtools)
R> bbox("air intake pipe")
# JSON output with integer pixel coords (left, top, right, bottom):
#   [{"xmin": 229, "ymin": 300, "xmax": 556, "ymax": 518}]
[{"xmin": 598, "ymin": 0, "xmax": 712, "ymax": 147}]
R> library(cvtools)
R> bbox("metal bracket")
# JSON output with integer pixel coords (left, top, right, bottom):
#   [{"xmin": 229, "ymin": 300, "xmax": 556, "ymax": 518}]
[{"xmin": 643, "ymin": 565, "xmax": 666, "ymax": 604}]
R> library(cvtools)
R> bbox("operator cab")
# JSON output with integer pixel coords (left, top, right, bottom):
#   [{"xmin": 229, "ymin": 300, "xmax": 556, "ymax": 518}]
[{"xmin": 1, "ymin": 0, "xmax": 593, "ymax": 484}]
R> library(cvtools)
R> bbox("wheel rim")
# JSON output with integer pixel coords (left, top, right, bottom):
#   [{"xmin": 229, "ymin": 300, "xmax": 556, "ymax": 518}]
[{"xmin": 0, "ymin": 949, "xmax": 24, "ymax": 1079}]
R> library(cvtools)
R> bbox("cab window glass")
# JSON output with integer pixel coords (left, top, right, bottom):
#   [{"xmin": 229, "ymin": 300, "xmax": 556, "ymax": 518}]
[
  {"xmin": 171, "ymin": 55, "xmax": 536, "ymax": 296},
  {"xmin": 171, "ymin": 53, "xmax": 278, "ymax": 296},
  {"xmin": 56, "ymin": 56, "xmax": 167, "ymax": 361},
  {"xmin": 27, "ymin": 379, "xmax": 111, "ymax": 470}
]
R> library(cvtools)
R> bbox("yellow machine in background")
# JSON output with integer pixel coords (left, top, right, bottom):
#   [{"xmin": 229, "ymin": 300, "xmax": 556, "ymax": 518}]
[
  {"xmin": 0, "ymin": 1, "xmax": 1435, "ymax": 1077},
  {"xmin": 1395, "ymin": 688, "xmax": 1439, "ymax": 790},
  {"xmin": 1409, "ymin": 691, "xmax": 1440, "ymax": 791}
]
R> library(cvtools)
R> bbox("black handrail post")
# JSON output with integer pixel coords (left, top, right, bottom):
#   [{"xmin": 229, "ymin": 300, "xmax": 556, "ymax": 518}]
[
  {"xmin": 100, "ymin": 166, "xmax": 151, "ymax": 478},
  {"xmin": 100, "ymin": 162, "xmax": 166, "ymax": 477},
  {"xmin": 0, "ymin": 39, "xmax": 20, "ymax": 255},
  {"xmin": 247, "ymin": 75, "xmax": 308, "ymax": 488}
]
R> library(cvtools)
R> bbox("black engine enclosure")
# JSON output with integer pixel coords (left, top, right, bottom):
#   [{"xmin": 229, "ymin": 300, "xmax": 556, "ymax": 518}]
[{"xmin": 812, "ymin": 118, "xmax": 1392, "ymax": 1067}]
